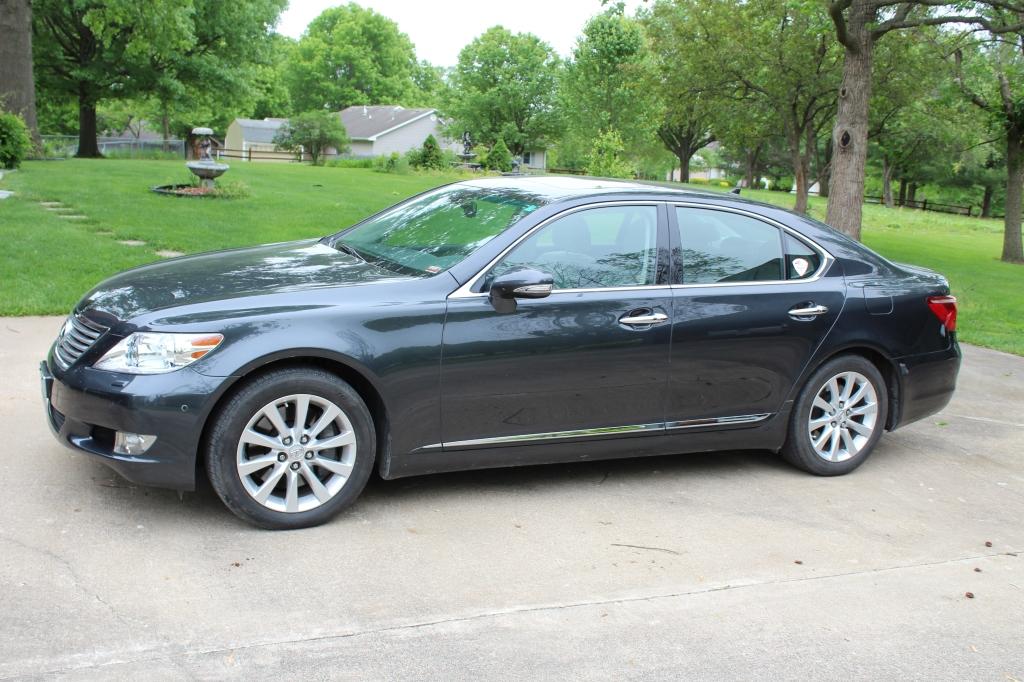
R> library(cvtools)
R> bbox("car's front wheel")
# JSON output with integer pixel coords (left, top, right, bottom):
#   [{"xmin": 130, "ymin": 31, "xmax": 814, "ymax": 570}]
[
  {"xmin": 781, "ymin": 355, "xmax": 888, "ymax": 476},
  {"xmin": 205, "ymin": 367, "xmax": 375, "ymax": 529}
]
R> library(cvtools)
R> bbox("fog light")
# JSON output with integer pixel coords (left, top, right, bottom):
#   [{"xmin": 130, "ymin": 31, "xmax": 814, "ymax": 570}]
[{"xmin": 114, "ymin": 432, "xmax": 157, "ymax": 455}]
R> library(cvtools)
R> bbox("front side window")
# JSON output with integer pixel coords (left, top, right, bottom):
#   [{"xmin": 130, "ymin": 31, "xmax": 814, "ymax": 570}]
[
  {"xmin": 334, "ymin": 185, "xmax": 546, "ymax": 275},
  {"xmin": 490, "ymin": 205, "xmax": 660, "ymax": 290},
  {"xmin": 675, "ymin": 207, "xmax": 785, "ymax": 284}
]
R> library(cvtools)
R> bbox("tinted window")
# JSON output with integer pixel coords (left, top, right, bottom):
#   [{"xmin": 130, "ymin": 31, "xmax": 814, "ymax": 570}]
[
  {"xmin": 675, "ymin": 207, "xmax": 784, "ymax": 284},
  {"xmin": 491, "ymin": 205, "xmax": 659, "ymax": 290},
  {"xmin": 335, "ymin": 186, "xmax": 545, "ymax": 275},
  {"xmin": 784, "ymin": 233, "xmax": 822, "ymax": 279}
]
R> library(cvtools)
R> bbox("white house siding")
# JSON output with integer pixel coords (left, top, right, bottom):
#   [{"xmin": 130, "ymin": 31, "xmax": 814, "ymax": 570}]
[
  {"xmin": 348, "ymin": 113, "xmax": 455, "ymax": 158},
  {"xmin": 522, "ymin": 149, "xmax": 546, "ymax": 171}
]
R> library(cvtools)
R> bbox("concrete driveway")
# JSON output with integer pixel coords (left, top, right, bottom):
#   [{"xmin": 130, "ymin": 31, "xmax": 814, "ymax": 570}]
[{"xmin": 1, "ymin": 316, "xmax": 1021, "ymax": 680}]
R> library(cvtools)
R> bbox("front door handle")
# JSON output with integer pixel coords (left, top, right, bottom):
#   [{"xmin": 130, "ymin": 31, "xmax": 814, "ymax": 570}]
[
  {"xmin": 788, "ymin": 304, "xmax": 829, "ymax": 319},
  {"xmin": 619, "ymin": 311, "xmax": 669, "ymax": 326}
]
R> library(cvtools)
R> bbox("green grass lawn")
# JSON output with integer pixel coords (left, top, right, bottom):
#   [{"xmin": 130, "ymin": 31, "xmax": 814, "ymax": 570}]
[{"xmin": 1, "ymin": 160, "xmax": 1021, "ymax": 355}]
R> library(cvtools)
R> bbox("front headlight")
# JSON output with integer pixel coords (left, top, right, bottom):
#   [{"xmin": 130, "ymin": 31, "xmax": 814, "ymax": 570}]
[{"xmin": 93, "ymin": 332, "xmax": 224, "ymax": 374}]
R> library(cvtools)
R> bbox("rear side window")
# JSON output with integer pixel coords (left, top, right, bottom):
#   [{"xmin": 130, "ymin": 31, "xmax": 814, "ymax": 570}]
[
  {"xmin": 784, "ymin": 233, "xmax": 822, "ymax": 279},
  {"xmin": 675, "ymin": 207, "xmax": 784, "ymax": 284}
]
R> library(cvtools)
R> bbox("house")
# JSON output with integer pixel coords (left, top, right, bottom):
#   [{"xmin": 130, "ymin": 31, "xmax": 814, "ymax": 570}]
[
  {"xmin": 338, "ymin": 105, "xmax": 454, "ymax": 158},
  {"xmin": 223, "ymin": 118, "xmax": 292, "ymax": 161}
]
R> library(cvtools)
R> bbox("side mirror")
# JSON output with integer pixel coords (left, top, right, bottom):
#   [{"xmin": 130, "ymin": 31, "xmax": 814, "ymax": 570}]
[{"xmin": 488, "ymin": 268, "xmax": 554, "ymax": 313}]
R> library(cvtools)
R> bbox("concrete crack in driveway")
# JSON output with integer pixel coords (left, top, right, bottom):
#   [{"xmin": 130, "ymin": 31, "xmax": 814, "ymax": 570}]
[{"xmin": 18, "ymin": 549, "xmax": 1020, "ymax": 680}]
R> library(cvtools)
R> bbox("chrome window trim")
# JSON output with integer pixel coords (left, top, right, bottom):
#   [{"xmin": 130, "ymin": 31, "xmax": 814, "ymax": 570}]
[
  {"xmin": 671, "ymin": 203, "xmax": 835, "ymax": 288},
  {"xmin": 449, "ymin": 200, "xmax": 836, "ymax": 300},
  {"xmin": 449, "ymin": 200, "xmax": 664, "ymax": 300},
  {"xmin": 418, "ymin": 413, "xmax": 771, "ymax": 451}
]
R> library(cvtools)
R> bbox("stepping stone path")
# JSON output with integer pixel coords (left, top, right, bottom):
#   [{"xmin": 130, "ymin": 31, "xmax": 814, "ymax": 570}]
[
  {"xmin": 118, "ymin": 240, "xmax": 146, "ymax": 247},
  {"xmin": 156, "ymin": 250, "xmax": 185, "ymax": 258},
  {"xmin": 37, "ymin": 199, "xmax": 169, "ymax": 254},
  {"xmin": 0, "ymin": 190, "xmax": 13, "ymax": 200}
]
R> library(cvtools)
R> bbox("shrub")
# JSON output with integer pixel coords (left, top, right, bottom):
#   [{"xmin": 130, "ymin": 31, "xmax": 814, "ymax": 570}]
[
  {"xmin": 211, "ymin": 180, "xmax": 251, "ymax": 199},
  {"xmin": 486, "ymin": 137, "xmax": 513, "ymax": 172},
  {"xmin": 419, "ymin": 134, "xmax": 444, "ymax": 170},
  {"xmin": 326, "ymin": 157, "xmax": 374, "ymax": 169},
  {"xmin": 0, "ymin": 110, "xmax": 33, "ymax": 169},
  {"xmin": 584, "ymin": 130, "xmax": 634, "ymax": 179},
  {"xmin": 373, "ymin": 151, "xmax": 410, "ymax": 174}
]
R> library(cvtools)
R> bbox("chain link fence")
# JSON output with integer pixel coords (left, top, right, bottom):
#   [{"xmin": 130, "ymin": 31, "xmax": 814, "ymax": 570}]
[{"xmin": 39, "ymin": 135, "xmax": 185, "ymax": 160}]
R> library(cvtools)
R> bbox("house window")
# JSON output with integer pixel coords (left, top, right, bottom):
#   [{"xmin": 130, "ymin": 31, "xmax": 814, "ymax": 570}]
[{"xmin": 522, "ymin": 151, "xmax": 532, "ymax": 166}]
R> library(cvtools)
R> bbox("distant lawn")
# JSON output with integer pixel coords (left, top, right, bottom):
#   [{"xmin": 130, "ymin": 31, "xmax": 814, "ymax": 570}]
[{"xmin": 1, "ymin": 160, "xmax": 1021, "ymax": 355}]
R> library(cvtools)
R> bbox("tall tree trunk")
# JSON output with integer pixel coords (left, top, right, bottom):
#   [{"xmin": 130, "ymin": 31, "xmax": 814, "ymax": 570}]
[
  {"xmin": 819, "ymin": 136, "xmax": 833, "ymax": 198},
  {"xmin": 787, "ymin": 126, "xmax": 810, "ymax": 214},
  {"xmin": 76, "ymin": 92, "xmax": 101, "ymax": 158},
  {"xmin": 161, "ymin": 103, "xmax": 170, "ymax": 153},
  {"xmin": 678, "ymin": 153, "xmax": 691, "ymax": 183},
  {"xmin": 743, "ymin": 144, "xmax": 762, "ymax": 189},
  {"xmin": 981, "ymin": 184, "xmax": 994, "ymax": 218},
  {"xmin": 898, "ymin": 178, "xmax": 907, "ymax": 206},
  {"xmin": 881, "ymin": 156, "xmax": 894, "ymax": 208},
  {"xmin": 1003, "ymin": 132, "xmax": 1024, "ymax": 263},
  {"xmin": 0, "ymin": 0, "xmax": 40, "ymax": 145},
  {"xmin": 826, "ymin": 2, "xmax": 874, "ymax": 239},
  {"xmin": 908, "ymin": 182, "xmax": 918, "ymax": 204}
]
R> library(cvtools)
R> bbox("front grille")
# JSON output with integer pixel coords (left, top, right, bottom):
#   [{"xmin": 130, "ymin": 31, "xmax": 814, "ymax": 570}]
[{"xmin": 53, "ymin": 314, "xmax": 108, "ymax": 369}]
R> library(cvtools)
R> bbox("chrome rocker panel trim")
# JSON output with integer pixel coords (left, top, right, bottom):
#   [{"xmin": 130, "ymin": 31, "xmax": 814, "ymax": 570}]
[{"xmin": 420, "ymin": 413, "xmax": 771, "ymax": 451}]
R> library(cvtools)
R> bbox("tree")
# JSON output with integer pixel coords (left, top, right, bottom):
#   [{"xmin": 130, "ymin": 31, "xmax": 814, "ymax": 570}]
[
  {"xmin": 273, "ymin": 110, "xmax": 349, "ymax": 165},
  {"xmin": 559, "ymin": 5, "xmax": 656, "ymax": 169},
  {"xmin": 0, "ymin": 0, "xmax": 39, "ymax": 144},
  {"xmin": 32, "ymin": 1, "xmax": 195, "ymax": 157},
  {"xmin": 825, "ymin": 0, "xmax": 1024, "ymax": 240},
  {"xmin": 285, "ymin": 4, "xmax": 419, "ymax": 112},
  {"xmin": 486, "ymin": 137, "xmax": 513, "ymax": 172},
  {"xmin": 952, "ymin": 33, "xmax": 1024, "ymax": 263},
  {"xmin": 646, "ymin": 0, "xmax": 840, "ymax": 212},
  {"xmin": 445, "ymin": 26, "xmax": 562, "ymax": 156},
  {"xmin": 32, "ymin": 0, "xmax": 285, "ymax": 156}
]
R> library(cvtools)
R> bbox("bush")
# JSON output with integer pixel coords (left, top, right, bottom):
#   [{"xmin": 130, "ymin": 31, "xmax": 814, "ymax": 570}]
[
  {"xmin": 326, "ymin": 157, "xmax": 374, "ymax": 169},
  {"xmin": 0, "ymin": 110, "xmax": 33, "ymax": 169},
  {"xmin": 585, "ymin": 130, "xmax": 634, "ymax": 179},
  {"xmin": 419, "ymin": 134, "xmax": 444, "ymax": 170},
  {"xmin": 373, "ymin": 151, "xmax": 410, "ymax": 174},
  {"xmin": 486, "ymin": 137, "xmax": 513, "ymax": 172}
]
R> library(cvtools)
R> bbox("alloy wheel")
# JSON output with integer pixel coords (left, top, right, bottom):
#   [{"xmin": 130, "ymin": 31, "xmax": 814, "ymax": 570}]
[
  {"xmin": 807, "ymin": 371, "xmax": 879, "ymax": 463},
  {"xmin": 235, "ymin": 393, "xmax": 356, "ymax": 513}
]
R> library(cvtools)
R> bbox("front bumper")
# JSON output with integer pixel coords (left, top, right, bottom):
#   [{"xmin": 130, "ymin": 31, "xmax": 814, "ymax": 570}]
[
  {"xmin": 893, "ymin": 340, "xmax": 962, "ymax": 429},
  {"xmin": 40, "ymin": 358, "xmax": 227, "ymax": 490}
]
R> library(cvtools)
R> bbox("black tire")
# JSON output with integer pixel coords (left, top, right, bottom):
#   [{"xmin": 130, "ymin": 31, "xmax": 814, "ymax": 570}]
[
  {"xmin": 780, "ymin": 355, "xmax": 888, "ymax": 476},
  {"xmin": 205, "ymin": 367, "xmax": 376, "ymax": 529}
]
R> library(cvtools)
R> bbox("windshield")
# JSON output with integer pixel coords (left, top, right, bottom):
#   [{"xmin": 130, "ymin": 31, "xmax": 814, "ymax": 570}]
[{"xmin": 332, "ymin": 185, "xmax": 545, "ymax": 275}]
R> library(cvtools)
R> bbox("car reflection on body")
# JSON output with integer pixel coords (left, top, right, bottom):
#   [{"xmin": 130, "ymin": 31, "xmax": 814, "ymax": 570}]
[{"xmin": 41, "ymin": 176, "xmax": 960, "ymax": 528}]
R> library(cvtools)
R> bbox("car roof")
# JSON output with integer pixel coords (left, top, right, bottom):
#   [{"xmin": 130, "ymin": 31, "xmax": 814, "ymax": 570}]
[{"xmin": 458, "ymin": 174, "xmax": 722, "ymax": 202}]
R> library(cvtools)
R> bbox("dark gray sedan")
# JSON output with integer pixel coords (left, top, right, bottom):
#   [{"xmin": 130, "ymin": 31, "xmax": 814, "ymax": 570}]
[{"xmin": 41, "ymin": 176, "xmax": 960, "ymax": 528}]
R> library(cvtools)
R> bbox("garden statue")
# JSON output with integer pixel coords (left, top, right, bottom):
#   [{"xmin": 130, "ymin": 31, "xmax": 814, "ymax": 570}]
[{"xmin": 186, "ymin": 127, "xmax": 229, "ymax": 189}]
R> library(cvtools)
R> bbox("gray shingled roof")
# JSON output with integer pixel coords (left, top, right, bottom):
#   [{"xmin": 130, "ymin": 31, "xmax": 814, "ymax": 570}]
[
  {"xmin": 337, "ymin": 106, "xmax": 435, "ymax": 141},
  {"xmin": 233, "ymin": 118, "xmax": 286, "ymax": 144}
]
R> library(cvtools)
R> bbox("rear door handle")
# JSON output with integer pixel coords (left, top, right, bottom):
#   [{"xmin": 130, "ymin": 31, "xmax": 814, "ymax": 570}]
[
  {"xmin": 788, "ymin": 304, "xmax": 829, "ymax": 319},
  {"xmin": 619, "ymin": 311, "xmax": 668, "ymax": 326}
]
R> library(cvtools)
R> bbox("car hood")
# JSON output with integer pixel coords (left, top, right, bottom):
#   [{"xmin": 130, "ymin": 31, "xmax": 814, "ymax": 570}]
[{"xmin": 78, "ymin": 239, "xmax": 413, "ymax": 321}]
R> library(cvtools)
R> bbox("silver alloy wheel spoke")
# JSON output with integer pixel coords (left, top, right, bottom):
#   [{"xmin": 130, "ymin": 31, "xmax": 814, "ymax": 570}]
[
  {"xmin": 807, "ymin": 370, "xmax": 878, "ymax": 463},
  {"xmin": 236, "ymin": 393, "xmax": 357, "ymax": 514}
]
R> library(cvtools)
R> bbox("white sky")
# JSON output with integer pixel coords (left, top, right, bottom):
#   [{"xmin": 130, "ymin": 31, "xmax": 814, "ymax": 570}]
[{"xmin": 276, "ymin": 0, "xmax": 647, "ymax": 67}]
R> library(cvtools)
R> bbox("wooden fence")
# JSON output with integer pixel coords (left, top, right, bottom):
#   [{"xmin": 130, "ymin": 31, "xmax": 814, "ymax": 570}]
[{"xmin": 216, "ymin": 147, "xmax": 299, "ymax": 162}]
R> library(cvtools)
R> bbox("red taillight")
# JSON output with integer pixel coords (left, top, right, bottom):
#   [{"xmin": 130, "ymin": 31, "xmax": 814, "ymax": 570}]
[{"xmin": 927, "ymin": 295, "xmax": 957, "ymax": 332}]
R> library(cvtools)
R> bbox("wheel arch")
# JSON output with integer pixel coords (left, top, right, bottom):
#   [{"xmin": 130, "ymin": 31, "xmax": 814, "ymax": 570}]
[
  {"xmin": 195, "ymin": 350, "xmax": 392, "ymax": 481},
  {"xmin": 803, "ymin": 342, "xmax": 901, "ymax": 430}
]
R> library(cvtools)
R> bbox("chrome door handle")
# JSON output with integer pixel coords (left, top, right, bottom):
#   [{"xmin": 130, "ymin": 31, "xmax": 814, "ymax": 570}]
[
  {"xmin": 619, "ymin": 312, "xmax": 668, "ymax": 326},
  {"xmin": 788, "ymin": 304, "xmax": 829, "ymax": 318}
]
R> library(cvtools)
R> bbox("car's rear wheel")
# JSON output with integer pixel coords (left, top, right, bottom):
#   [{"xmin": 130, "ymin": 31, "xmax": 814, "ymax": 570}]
[
  {"xmin": 205, "ymin": 367, "xmax": 375, "ymax": 529},
  {"xmin": 781, "ymin": 355, "xmax": 888, "ymax": 476}
]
